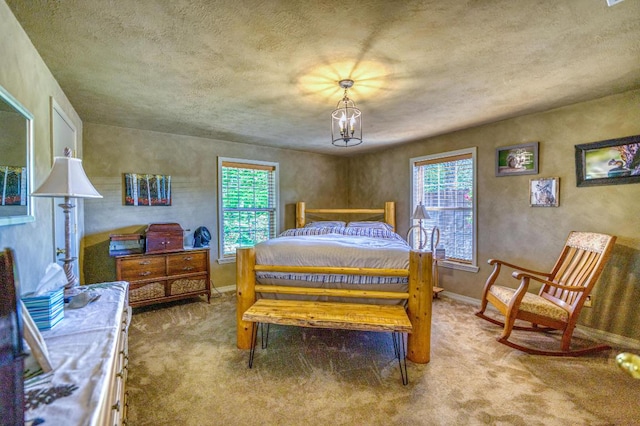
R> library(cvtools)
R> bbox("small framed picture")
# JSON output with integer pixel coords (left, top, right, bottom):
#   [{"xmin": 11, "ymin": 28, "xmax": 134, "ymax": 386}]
[
  {"xmin": 496, "ymin": 142, "xmax": 539, "ymax": 176},
  {"xmin": 530, "ymin": 177, "xmax": 559, "ymax": 207},
  {"xmin": 575, "ymin": 134, "xmax": 640, "ymax": 187},
  {"xmin": 123, "ymin": 173, "xmax": 172, "ymax": 206}
]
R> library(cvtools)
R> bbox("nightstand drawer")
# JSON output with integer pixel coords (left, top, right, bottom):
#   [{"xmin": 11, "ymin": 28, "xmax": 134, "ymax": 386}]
[
  {"xmin": 118, "ymin": 256, "xmax": 166, "ymax": 281},
  {"xmin": 167, "ymin": 251, "xmax": 207, "ymax": 275}
]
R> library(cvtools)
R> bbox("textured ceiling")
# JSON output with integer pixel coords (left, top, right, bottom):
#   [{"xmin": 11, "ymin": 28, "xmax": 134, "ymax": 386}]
[{"xmin": 6, "ymin": 0, "xmax": 640, "ymax": 155}]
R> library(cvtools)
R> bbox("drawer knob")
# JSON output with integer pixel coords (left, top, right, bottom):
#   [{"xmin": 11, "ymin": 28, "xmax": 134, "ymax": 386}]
[
  {"xmin": 183, "ymin": 266, "xmax": 194, "ymax": 271},
  {"xmin": 184, "ymin": 256, "xmax": 193, "ymax": 261},
  {"xmin": 139, "ymin": 271, "xmax": 151, "ymax": 276},
  {"xmin": 139, "ymin": 260, "xmax": 151, "ymax": 265}
]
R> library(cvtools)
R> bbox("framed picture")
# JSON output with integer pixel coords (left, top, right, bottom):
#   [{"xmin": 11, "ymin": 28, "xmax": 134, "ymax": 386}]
[
  {"xmin": 0, "ymin": 165, "xmax": 27, "ymax": 205},
  {"xmin": 530, "ymin": 177, "xmax": 559, "ymax": 207},
  {"xmin": 496, "ymin": 142, "xmax": 539, "ymax": 176},
  {"xmin": 124, "ymin": 173, "xmax": 172, "ymax": 206},
  {"xmin": 575, "ymin": 134, "xmax": 640, "ymax": 187}
]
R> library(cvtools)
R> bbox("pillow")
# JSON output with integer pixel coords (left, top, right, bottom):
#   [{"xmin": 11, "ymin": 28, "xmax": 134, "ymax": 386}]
[
  {"xmin": 304, "ymin": 221, "xmax": 346, "ymax": 228},
  {"xmin": 346, "ymin": 221, "xmax": 394, "ymax": 232}
]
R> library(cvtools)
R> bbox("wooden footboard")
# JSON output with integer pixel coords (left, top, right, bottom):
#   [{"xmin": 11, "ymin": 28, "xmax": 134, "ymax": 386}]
[{"xmin": 236, "ymin": 248, "xmax": 433, "ymax": 364}]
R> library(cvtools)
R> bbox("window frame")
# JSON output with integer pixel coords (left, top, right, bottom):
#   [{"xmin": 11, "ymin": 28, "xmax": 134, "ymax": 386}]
[
  {"xmin": 409, "ymin": 147, "xmax": 479, "ymax": 273},
  {"xmin": 217, "ymin": 157, "xmax": 279, "ymax": 263}
]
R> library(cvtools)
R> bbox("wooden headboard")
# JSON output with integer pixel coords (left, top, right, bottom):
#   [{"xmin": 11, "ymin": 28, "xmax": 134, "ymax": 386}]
[{"xmin": 295, "ymin": 201, "xmax": 396, "ymax": 231}]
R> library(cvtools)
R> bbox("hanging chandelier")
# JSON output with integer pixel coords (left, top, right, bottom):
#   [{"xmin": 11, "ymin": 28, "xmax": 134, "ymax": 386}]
[{"xmin": 331, "ymin": 79, "xmax": 362, "ymax": 147}]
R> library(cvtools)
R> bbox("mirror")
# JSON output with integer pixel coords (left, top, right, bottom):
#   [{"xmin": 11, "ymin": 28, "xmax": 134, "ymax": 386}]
[{"xmin": 0, "ymin": 84, "xmax": 34, "ymax": 225}]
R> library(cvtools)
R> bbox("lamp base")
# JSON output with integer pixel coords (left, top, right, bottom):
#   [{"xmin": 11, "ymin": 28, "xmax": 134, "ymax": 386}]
[
  {"xmin": 406, "ymin": 225, "xmax": 428, "ymax": 250},
  {"xmin": 61, "ymin": 256, "xmax": 79, "ymax": 289}
]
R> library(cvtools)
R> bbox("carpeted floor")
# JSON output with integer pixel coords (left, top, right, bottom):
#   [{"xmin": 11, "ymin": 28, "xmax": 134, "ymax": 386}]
[{"xmin": 126, "ymin": 292, "xmax": 640, "ymax": 425}]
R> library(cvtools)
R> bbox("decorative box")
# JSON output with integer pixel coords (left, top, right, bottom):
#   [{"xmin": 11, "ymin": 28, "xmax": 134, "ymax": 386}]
[
  {"xmin": 145, "ymin": 223, "xmax": 184, "ymax": 253},
  {"xmin": 21, "ymin": 287, "xmax": 64, "ymax": 330},
  {"xmin": 109, "ymin": 233, "xmax": 144, "ymax": 256}
]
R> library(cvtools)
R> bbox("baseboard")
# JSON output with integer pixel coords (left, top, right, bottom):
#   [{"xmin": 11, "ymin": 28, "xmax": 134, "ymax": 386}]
[
  {"xmin": 441, "ymin": 291, "xmax": 640, "ymax": 350},
  {"xmin": 441, "ymin": 291, "xmax": 480, "ymax": 307},
  {"xmin": 212, "ymin": 284, "xmax": 236, "ymax": 294},
  {"xmin": 574, "ymin": 325, "xmax": 640, "ymax": 350}
]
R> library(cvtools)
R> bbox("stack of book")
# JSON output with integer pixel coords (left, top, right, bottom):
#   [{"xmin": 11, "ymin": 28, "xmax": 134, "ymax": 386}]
[{"xmin": 22, "ymin": 287, "xmax": 65, "ymax": 330}]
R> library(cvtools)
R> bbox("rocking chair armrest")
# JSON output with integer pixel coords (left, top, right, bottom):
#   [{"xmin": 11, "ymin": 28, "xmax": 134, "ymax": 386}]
[
  {"xmin": 511, "ymin": 272, "xmax": 587, "ymax": 292},
  {"xmin": 487, "ymin": 259, "xmax": 551, "ymax": 278}
]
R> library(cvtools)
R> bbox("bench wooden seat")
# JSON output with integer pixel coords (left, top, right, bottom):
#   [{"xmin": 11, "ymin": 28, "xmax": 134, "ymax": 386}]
[
  {"xmin": 242, "ymin": 299, "xmax": 413, "ymax": 384},
  {"xmin": 243, "ymin": 299, "xmax": 413, "ymax": 332}
]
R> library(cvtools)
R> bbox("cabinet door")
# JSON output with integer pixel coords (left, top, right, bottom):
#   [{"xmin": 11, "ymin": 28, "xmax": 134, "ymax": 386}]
[
  {"xmin": 129, "ymin": 281, "xmax": 167, "ymax": 304},
  {"xmin": 169, "ymin": 276, "xmax": 208, "ymax": 296},
  {"xmin": 167, "ymin": 251, "xmax": 207, "ymax": 275}
]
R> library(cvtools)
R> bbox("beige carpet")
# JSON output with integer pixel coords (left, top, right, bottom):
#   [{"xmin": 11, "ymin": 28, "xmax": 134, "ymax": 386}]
[{"xmin": 126, "ymin": 292, "xmax": 640, "ymax": 425}]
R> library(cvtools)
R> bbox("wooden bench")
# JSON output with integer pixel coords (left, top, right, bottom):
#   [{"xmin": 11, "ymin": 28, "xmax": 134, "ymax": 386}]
[{"xmin": 242, "ymin": 299, "xmax": 413, "ymax": 384}]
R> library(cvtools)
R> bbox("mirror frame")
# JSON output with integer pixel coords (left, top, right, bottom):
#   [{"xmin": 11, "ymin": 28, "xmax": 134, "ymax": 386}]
[{"xmin": 0, "ymin": 84, "xmax": 35, "ymax": 226}]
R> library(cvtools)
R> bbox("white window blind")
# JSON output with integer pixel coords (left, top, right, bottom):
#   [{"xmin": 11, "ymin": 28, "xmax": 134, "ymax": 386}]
[
  {"xmin": 411, "ymin": 148, "xmax": 476, "ymax": 266},
  {"xmin": 218, "ymin": 158, "xmax": 278, "ymax": 259}
]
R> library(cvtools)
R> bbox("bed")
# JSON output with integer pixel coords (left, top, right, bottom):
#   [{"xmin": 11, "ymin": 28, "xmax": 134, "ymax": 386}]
[{"xmin": 236, "ymin": 201, "xmax": 433, "ymax": 364}]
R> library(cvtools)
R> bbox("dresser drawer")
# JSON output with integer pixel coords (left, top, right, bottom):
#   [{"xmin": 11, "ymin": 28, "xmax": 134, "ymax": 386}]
[
  {"xmin": 118, "ymin": 256, "xmax": 166, "ymax": 281},
  {"xmin": 167, "ymin": 251, "xmax": 207, "ymax": 275}
]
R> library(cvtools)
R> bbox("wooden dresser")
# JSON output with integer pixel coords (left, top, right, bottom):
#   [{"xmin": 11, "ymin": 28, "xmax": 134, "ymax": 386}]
[{"xmin": 116, "ymin": 248, "xmax": 211, "ymax": 308}]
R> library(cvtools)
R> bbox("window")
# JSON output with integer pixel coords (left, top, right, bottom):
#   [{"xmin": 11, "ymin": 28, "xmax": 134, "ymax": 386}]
[
  {"xmin": 410, "ymin": 147, "xmax": 478, "ymax": 272},
  {"xmin": 218, "ymin": 158, "xmax": 278, "ymax": 261}
]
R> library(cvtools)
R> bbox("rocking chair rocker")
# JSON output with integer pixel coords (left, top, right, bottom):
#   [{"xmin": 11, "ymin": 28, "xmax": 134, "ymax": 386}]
[{"xmin": 476, "ymin": 231, "xmax": 616, "ymax": 356}]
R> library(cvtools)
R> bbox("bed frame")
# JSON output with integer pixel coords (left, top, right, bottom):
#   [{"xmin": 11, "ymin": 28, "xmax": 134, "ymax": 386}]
[
  {"xmin": 236, "ymin": 201, "xmax": 433, "ymax": 364},
  {"xmin": 296, "ymin": 201, "xmax": 396, "ymax": 231}
]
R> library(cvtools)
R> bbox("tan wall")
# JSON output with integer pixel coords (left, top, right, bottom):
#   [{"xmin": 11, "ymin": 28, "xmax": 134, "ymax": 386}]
[
  {"xmin": 81, "ymin": 123, "xmax": 349, "ymax": 287},
  {"xmin": 348, "ymin": 89, "xmax": 640, "ymax": 339},
  {"xmin": 0, "ymin": 2, "xmax": 83, "ymax": 294}
]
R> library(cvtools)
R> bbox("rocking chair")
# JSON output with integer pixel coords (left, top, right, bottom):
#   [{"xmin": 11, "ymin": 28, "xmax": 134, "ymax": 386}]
[{"xmin": 476, "ymin": 231, "xmax": 616, "ymax": 356}]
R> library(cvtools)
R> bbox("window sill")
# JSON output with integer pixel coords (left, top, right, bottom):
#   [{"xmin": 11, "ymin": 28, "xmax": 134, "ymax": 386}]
[
  {"xmin": 217, "ymin": 257, "xmax": 236, "ymax": 264},
  {"xmin": 437, "ymin": 260, "xmax": 479, "ymax": 273}
]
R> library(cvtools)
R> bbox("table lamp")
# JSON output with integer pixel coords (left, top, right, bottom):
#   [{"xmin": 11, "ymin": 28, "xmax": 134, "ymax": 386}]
[
  {"xmin": 32, "ymin": 148, "xmax": 102, "ymax": 291},
  {"xmin": 409, "ymin": 202, "xmax": 430, "ymax": 250}
]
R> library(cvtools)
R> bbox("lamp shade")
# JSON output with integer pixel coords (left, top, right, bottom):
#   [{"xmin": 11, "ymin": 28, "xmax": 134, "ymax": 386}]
[
  {"xmin": 32, "ymin": 156, "xmax": 102, "ymax": 198},
  {"xmin": 411, "ymin": 203, "xmax": 430, "ymax": 220}
]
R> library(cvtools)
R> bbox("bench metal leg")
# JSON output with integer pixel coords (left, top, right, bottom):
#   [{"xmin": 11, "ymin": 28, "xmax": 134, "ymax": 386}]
[
  {"xmin": 249, "ymin": 323, "xmax": 271, "ymax": 368},
  {"xmin": 249, "ymin": 322, "xmax": 259, "ymax": 368},
  {"xmin": 261, "ymin": 323, "xmax": 270, "ymax": 349},
  {"xmin": 392, "ymin": 332, "xmax": 409, "ymax": 385}
]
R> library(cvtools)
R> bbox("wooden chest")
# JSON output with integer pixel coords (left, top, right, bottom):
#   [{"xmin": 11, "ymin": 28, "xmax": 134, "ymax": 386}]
[
  {"xmin": 145, "ymin": 223, "xmax": 184, "ymax": 253},
  {"xmin": 115, "ymin": 248, "xmax": 211, "ymax": 308}
]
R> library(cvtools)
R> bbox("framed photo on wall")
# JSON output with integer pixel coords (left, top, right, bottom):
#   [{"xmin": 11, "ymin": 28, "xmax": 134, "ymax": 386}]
[
  {"xmin": 496, "ymin": 142, "xmax": 539, "ymax": 176},
  {"xmin": 123, "ymin": 173, "xmax": 172, "ymax": 206},
  {"xmin": 575, "ymin": 134, "xmax": 640, "ymax": 187},
  {"xmin": 530, "ymin": 177, "xmax": 559, "ymax": 207}
]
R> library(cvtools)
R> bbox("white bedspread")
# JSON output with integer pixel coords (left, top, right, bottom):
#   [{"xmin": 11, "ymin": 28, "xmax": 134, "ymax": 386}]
[
  {"xmin": 256, "ymin": 233, "xmax": 410, "ymax": 269},
  {"xmin": 255, "ymin": 229, "xmax": 410, "ymax": 286}
]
